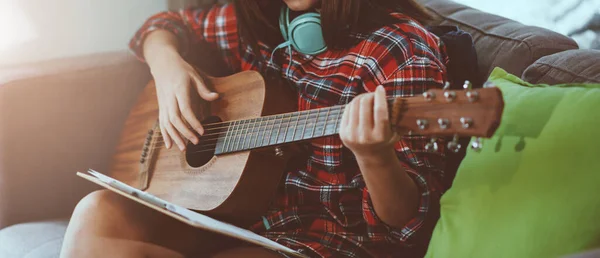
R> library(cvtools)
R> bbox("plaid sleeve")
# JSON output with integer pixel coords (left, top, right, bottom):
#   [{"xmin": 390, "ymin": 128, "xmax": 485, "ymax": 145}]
[
  {"xmin": 360, "ymin": 53, "xmax": 448, "ymax": 243},
  {"xmin": 128, "ymin": 4, "xmax": 241, "ymax": 71}
]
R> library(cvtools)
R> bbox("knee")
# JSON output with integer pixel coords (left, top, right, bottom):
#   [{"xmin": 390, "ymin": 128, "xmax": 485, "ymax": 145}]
[{"xmin": 72, "ymin": 190, "xmax": 119, "ymax": 218}]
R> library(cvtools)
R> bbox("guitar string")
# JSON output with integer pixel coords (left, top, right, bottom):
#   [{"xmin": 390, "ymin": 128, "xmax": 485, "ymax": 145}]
[
  {"xmin": 152, "ymin": 108, "xmax": 345, "ymax": 144},
  {"xmin": 182, "ymin": 111, "xmax": 346, "ymax": 155},
  {"xmin": 148, "ymin": 105, "xmax": 347, "ymax": 140},
  {"xmin": 149, "ymin": 123, "xmax": 339, "ymax": 154},
  {"xmin": 151, "ymin": 98, "xmax": 391, "ymax": 148},
  {"xmin": 146, "ymin": 99, "xmax": 453, "ymax": 153},
  {"xmin": 147, "ymin": 97, "xmax": 402, "ymax": 139},
  {"xmin": 149, "ymin": 99, "xmax": 396, "ymax": 140},
  {"xmin": 147, "ymin": 100, "xmax": 401, "ymax": 152},
  {"xmin": 146, "ymin": 90, "xmax": 481, "ymax": 140},
  {"xmin": 148, "ymin": 115, "xmax": 343, "ymax": 152}
]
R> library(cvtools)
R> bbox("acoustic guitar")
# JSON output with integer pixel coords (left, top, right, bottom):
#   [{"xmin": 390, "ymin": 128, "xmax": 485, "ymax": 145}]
[{"xmin": 109, "ymin": 70, "xmax": 504, "ymax": 225}]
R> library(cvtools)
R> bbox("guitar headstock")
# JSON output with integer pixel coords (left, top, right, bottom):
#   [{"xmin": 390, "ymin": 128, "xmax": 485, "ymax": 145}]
[{"xmin": 391, "ymin": 81, "xmax": 504, "ymax": 152}]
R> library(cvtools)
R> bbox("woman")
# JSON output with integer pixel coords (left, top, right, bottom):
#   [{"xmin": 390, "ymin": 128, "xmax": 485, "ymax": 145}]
[{"xmin": 60, "ymin": 0, "xmax": 449, "ymax": 257}]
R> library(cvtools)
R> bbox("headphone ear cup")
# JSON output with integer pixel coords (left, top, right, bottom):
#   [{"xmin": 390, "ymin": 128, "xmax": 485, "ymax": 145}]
[{"xmin": 288, "ymin": 13, "xmax": 327, "ymax": 55}]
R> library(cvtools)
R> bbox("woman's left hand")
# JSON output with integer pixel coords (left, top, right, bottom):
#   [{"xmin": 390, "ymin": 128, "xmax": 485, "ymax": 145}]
[{"xmin": 340, "ymin": 85, "xmax": 404, "ymax": 159}]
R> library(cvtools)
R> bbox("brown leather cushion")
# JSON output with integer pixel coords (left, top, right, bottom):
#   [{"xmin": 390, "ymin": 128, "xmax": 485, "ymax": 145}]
[
  {"xmin": 419, "ymin": 0, "xmax": 579, "ymax": 84},
  {"xmin": 522, "ymin": 49, "xmax": 600, "ymax": 84}
]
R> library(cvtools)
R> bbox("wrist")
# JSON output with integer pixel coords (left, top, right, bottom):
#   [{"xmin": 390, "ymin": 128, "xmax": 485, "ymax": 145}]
[
  {"xmin": 354, "ymin": 147, "xmax": 397, "ymax": 166},
  {"xmin": 144, "ymin": 31, "xmax": 181, "ymax": 69}
]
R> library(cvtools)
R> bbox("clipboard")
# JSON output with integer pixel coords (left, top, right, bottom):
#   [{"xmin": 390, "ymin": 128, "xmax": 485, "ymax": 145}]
[{"xmin": 77, "ymin": 169, "xmax": 308, "ymax": 258}]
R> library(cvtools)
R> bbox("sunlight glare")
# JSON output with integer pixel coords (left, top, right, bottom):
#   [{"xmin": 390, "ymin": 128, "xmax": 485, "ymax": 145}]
[{"xmin": 0, "ymin": 1, "xmax": 37, "ymax": 51}]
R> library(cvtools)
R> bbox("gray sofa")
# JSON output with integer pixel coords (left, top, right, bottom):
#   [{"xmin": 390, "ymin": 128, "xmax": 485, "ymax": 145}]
[{"xmin": 1, "ymin": 0, "xmax": 599, "ymax": 257}]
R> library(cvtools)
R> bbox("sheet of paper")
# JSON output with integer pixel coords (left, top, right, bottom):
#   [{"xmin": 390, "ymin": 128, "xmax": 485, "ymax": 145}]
[{"xmin": 78, "ymin": 169, "xmax": 307, "ymax": 258}]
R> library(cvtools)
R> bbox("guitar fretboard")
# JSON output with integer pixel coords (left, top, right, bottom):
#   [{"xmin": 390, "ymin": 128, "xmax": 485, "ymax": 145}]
[{"xmin": 214, "ymin": 105, "xmax": 345, "ymax": 154}]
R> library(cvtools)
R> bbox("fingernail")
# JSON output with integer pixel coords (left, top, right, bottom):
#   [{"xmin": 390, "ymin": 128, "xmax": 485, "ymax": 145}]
[
  {"xmin": 197, "ymin": 128, "xmax": 204, "ymax": 136},
  {"xmin": 179, "ymin": 146, "xmax": 185, "ymax": 152}
]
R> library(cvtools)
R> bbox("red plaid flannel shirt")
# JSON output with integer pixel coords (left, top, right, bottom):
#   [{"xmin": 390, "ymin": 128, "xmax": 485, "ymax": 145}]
[{"xmin": 130, "ymin": 4, "xmax": 449, "ymax": 257}]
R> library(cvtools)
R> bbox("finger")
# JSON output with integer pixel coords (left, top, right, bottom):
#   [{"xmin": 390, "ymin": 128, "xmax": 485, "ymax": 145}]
[
  {"xmin": 177, "ymin": 95, "xmax": 205, "ymax": 136},
  {"xmin": 348, "ymin": 96, "xmax": 361, "ymax": 134},
  {"xmin": 374, "ymin": 85, "xmax": 390, "ymax": 132},
  {"xmin": 191, "ymin": 74, "xmax": 219, "ymax": 101},
  {"xmin": 341, "ymin": 104, "xmax": 351, "ymax": 129},
  {"xmin": 359, "ymin": 93, "xmax": 375, "ymax": 131},
  {"xmin": 165, "ymin": 121, "xmax": 186, "ymax": 152},
  {"xmin": 159, "ymin": 122, "xmax": 172, "ymax": 149},
  {"xmin": 340, "ymin": 103, "xmax": 351, "ymax": 141},
  {"xmin": 168, "ymin": 104, "xmax": 198, "ymax": 147}
]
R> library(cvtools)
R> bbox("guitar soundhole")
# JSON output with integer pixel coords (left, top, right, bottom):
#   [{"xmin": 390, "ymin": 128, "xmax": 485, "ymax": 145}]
[{"xmin": 186, "ymin": 116, "xmax": 223, "ymax": 168}]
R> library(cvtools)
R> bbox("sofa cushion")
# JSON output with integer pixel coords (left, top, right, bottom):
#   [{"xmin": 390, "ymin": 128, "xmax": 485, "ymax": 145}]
[
  {"xmin": 522, "ymin": 49, "xmax": 600, "ymax": 84},
  {"xmin": 419, "ymin": 0, "xmax": 579, "ymax": 84},
  {"xmin": 425, "ymin": 68, "xmax": 600, "ymax": 258},
  {"xmin": 0, "ymin": 220, "xmax": 68, "ymax": 258}
]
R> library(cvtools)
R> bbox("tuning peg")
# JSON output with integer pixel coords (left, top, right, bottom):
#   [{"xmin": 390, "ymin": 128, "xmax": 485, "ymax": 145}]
[
  {"xmin": 483, "ymin": 81, "xmax": 496, "ymax": 88},
  {"xmin": 274, "ymin": 147, "xmax": 284, "ymax": 157},
  {"xmin": 466, "ymin": 91, "xmax": 479, "ymax": 102},
  {"xmin": 423, "ymin": 91, "xmax": 436, "ymax": 102},
  {"xmin": 425, "ymin": 137, "xmax": 439, "ymax": 152},
  {"xmin": 438, "ymin": 118, "xmax": 450, "ymax": 130},
  {"xmin": 444, "ymin": 91, "xmax": 457, "ymax": 102},
  {"xmin": 417, "ymin": 119, "xmax": 429, "ymax": 130},
  {"xmin": 460, "ymin": 117, "xmax": 473, "ymax": 129},
  {"xmin": 463, "ymin": 80, "xmax": 472, "ymax": 90},
  {"xmin": 471, "ymin": 137, "xmax": 483, "ymax": 152},
  {"xmin": 443, "ymin": 81, "xmax": 451, "ymax": 90},
  {"xmin": 447, "ymin": 134, "xmax": 462, "ymax": 153}
]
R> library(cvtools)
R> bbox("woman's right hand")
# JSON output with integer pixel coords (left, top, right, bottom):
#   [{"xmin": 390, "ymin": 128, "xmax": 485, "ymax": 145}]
[{"xmin": 149, "ymin": 48, "xmax": 219, "ymax": 151}]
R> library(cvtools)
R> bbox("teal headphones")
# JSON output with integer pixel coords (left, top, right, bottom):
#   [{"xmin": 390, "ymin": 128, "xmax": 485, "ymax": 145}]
[{"xmin": 273, "ymin": 6, "xmax": 327, "ymax": 56}]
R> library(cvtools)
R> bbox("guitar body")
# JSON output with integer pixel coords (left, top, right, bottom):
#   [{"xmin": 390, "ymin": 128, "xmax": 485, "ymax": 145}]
[{"xmin": 110, "ymin": 71, "xmax": 298, "ymax": 225}]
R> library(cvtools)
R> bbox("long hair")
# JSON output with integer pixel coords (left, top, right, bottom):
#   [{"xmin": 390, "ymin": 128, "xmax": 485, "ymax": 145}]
[{"xmin": 233, "ymin": 0, "xmax": 435, "ymax": 62}]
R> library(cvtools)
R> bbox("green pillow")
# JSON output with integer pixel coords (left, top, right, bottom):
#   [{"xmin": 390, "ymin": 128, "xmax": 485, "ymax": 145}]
[{"xmin": 425, "ymin": 67, "xmax": 600, "ymax": 258}]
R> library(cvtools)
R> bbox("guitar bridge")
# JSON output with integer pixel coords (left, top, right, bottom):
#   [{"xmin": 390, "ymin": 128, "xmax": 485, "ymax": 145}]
[{"xmin": 137, "ymin": 121, "xmax": 160, "ymax": 190}]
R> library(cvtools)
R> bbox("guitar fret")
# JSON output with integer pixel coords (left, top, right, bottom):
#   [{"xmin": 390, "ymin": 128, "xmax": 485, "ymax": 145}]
[
  {"xmin": 234, "ymin": 120, "xmax": 244, "ymax": 152},
  {"xmin": 243, "ymin": 118, "xmax": 252, "ymax": 150},
  {"xmin": 253, "ymin": 118, "xmax": 261, "ymax": 149},
  {"xmin": 239, "ymin": 120, "xmax": 247, "ymax": 151},
  {"xmin": 300, "ymin": 111, "xmax": 309, "ymax": 141},
  {"xmin": 281, "ymin": 114, "xmax": 290, "ymax": 143},
  {"xmin": 291, "ymin": 112, "xmax": 300, "ymax": 141},
  {"xmin": 240, "ymin": 120, "xmax": 248, "ymax": 151},
  {"xmin": 275, "ymin": 114, "xmax": 284, "ymax": 144},
  {"xmin": 248, "ymin": 118, "xmax": 254, "ymax": 149},
  {"xmin": 264, "ymin": 117, "xmax": 270, "ymax": 146},
  {"xmin": 268, "ymin": 115, "xmax": 277, "ymax": 145},
  {"xmin": 333, "ymin": 107, "xmax": 343, "ymax": 134},
  {"xmin": 221, "ymin": 122, "xmax": 230, "ymax": 154},
  {"xmin": 310, "ymin": 108, "xmax": 320, "ymax": 138},
  {"xmin": 248, "ymin": 118, "xmax": 260, "ymax": 149},
  {"xmin": 322, "ymin": 107, "xmax": 331, "ymax": 137},
  {"xmin": 227, "ymin": 120, "xmax": 236, "ymax": 153}
]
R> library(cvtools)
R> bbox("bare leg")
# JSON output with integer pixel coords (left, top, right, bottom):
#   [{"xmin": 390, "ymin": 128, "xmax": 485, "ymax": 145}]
[{"xmin": 60, "ymin": 190, "xmax": 239, "ymax": 258}]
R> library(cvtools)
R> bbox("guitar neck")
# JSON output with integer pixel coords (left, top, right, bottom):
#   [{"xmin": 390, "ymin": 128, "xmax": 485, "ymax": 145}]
[
  {"xmin": 215, "ymin": 104, "xmax": 350, "ymax": 155},
  {"xmin": 212, "ymin": 86, "xmax": 504, "ymax": 155}
]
